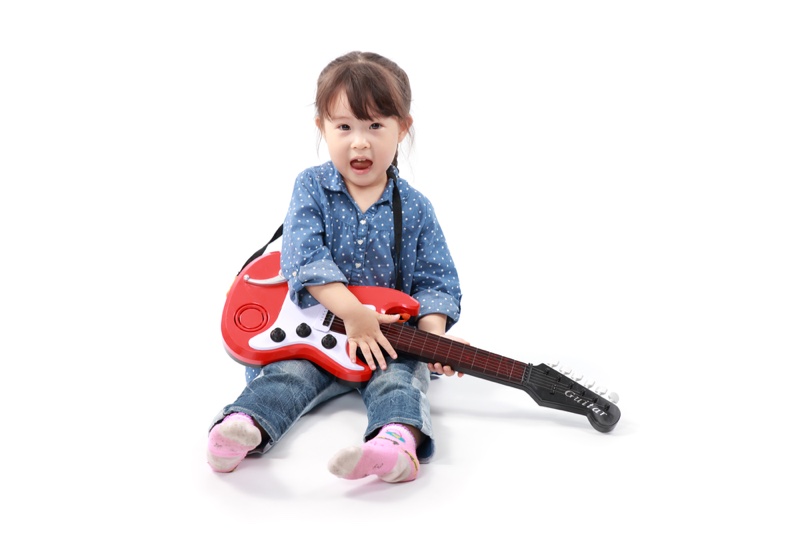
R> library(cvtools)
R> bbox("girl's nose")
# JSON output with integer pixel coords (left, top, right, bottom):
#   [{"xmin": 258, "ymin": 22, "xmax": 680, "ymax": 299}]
[{"xmin": 351, "ymin": 135, "xmax": 369, "ymax": 149}]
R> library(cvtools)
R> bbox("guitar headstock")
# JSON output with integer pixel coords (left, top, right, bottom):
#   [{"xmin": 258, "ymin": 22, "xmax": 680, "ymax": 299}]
[
  {"xmin": 522, "ymin": 361, "xmax": 621, "ymax": 433},
  {"xmin": 548, "ymin": 361, "xmax": 620, "ymax": 405}
]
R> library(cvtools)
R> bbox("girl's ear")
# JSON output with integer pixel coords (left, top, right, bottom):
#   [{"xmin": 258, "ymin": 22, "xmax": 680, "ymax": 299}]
[
  {"xmin": 398, "ymin": 116, "xmax": 413, "ymax": 142},
  {"xmin": 315, "ymin": 115, "xmax": 325, "ymax": 137}
]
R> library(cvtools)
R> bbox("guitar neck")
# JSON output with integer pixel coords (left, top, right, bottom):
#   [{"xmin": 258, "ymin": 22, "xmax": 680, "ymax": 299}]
[{"xmin": 331, "ymin": 316, "xmax": 527, "ymax": 388}]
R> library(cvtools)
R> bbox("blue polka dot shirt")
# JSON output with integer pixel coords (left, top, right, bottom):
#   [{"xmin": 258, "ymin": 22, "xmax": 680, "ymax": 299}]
[{"xmin": 279, "ymin": 161, "xmax": 462, "ymax": 330}]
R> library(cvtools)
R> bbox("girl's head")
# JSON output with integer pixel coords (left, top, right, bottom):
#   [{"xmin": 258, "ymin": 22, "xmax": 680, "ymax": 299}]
[{"xmin": 315, "ymin": 52, "xmax": 414, "ymax": 169}]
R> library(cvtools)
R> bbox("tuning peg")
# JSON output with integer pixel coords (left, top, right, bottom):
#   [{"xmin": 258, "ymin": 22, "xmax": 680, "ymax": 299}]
[{"xmin": 547, "ymin": 362, "xmax": 618, "ymax": 404}]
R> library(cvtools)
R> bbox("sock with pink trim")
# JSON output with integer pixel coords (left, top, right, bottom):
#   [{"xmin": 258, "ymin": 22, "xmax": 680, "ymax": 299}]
[
  {"xmin": 327, "ymin": 424, "xmax": 420, "ymax": 483},
  {"xmin": 207, "ymin": 412, "xmax": 262, "ymax": 473}
]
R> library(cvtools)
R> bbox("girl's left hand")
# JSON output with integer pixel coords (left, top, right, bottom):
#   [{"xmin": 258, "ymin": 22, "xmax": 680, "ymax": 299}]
[{"xmin": 427, "ymin": 333, "xmax": 469, "ymax": 378}]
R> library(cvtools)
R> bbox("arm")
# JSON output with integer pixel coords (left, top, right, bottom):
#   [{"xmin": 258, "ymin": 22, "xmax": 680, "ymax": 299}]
[{"xmin": 403, "ymin": 191, "xmax": 465, "ymax": 377}]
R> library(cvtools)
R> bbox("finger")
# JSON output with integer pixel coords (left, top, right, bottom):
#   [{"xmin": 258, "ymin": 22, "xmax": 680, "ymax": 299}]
[
  {"xmin": 442, "ymin": 364, "xmax": 463, "ymax": 378},
  {"xmin": 372, "ymin": 329, "xmax": 397, "ymax": 360},
  {"xmin": 380, "ymin": 338, "xmax": 398, "ymax": 360},
  {"xmin": 360, "ymin": 344, "xmax": 377, "ymax": 370},
  {"xmin": 368, "ymin": 340, "xmax": 388, "ymax": 369},
  {"xmin": 377, "ymin": 313, "xmax": 402, "ymax": 324},
  {"xmin": 350, "ymin": 339, "xmax": 377, "ymax": 370},
  {"xmin": 348, "ymin": 341, "xmax": 359, "ymax": 364}
]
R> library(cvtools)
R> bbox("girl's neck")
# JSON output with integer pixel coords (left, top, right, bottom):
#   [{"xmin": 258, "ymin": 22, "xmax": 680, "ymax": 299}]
[{"xmin": 346, "ymin": 177, "xmax": 388, "ymax": 213}]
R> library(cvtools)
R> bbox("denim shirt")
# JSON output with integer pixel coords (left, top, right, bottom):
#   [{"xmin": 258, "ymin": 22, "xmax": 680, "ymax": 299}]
[{"xmin": 279, "ymin": 161, "xmax": 461, "ymax": 330}]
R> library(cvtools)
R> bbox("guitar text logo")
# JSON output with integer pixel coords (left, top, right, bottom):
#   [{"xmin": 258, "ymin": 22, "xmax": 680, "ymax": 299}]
[{"xmin": 564, "ymin": 390, "xmax": 608, "ymax": 417}]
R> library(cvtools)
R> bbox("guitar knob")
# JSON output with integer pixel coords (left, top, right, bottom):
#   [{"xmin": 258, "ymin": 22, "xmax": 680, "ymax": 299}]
[
  {"xmin": 608, "ymin": 391, "xmax": 620, "ymax": 404},
  {"xmin": 296, "ymin": 323, "xmax": 312, "ymax": 338},
  {"xmin": 321, "ymin": 334, "xmax": 337, "ymax": 349},
  {"xmin": 269, "ymin": 328, "xmax": 286, "ymax": 342}
]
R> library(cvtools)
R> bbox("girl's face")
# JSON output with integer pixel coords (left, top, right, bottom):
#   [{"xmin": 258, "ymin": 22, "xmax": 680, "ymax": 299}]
[{"xmin": 317, "ymin": 91, "xmax": 409, "ymax": 196}]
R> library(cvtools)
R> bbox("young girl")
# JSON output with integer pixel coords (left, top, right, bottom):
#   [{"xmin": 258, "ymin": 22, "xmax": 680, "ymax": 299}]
[{"xmin": 207, "ymin": 51, "xmax": 463, "ymax": 483}]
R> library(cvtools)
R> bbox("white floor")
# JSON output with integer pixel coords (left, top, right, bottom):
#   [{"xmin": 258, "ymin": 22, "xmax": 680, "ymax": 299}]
[{"xmin": 2, "ymin": 2, "xmax": 798, "ymax": 531}]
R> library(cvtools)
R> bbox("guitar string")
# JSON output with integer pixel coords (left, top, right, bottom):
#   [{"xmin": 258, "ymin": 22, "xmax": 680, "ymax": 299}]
[{"xmin": 330, "ymin": 316, "xmax": 609, "ymax": 404}]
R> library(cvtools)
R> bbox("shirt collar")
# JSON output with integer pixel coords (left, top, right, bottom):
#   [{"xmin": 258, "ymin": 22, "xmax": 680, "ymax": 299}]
[{"xmin": 320, "ymin": 161, "xmax": 401, "ymax": 205}]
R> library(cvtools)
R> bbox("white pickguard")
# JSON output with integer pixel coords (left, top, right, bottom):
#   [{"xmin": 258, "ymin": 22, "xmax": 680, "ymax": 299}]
[{"xmin": 248, "ymin": 292, "xmax": 367, "ymax": 372}]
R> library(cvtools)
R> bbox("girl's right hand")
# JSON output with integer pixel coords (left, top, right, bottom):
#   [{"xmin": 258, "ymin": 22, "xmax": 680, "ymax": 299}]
[
  {"xmin": 342, "ymin": 306, "xmax": 401, "ymax": 371},
  {"xmin": 306, "ymin": 282, "xmax": 400, "ymax": 371}
]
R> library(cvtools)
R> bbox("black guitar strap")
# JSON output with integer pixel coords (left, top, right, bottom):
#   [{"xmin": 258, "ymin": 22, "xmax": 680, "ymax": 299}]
[
  {"xmin": 238, "ymin": 224, "xmax": 284, "ymax": 275},
  {"xmin": 238, "ymin": 175, "xmax": 403, "ymax": 290}
]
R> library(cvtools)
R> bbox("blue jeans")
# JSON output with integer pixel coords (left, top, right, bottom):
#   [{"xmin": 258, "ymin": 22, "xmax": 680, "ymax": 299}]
[{"xmin": 210, "ymin": 357, "xmax": 435, "ymax": 462}]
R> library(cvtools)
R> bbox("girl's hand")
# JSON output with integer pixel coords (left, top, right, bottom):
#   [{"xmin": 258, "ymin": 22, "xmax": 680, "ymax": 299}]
[
  {"xmin": 306, "ymin": 282, "xmax": 401, "ymax": 372},
  {"xmin": 343, "ymin": 306, "xmax": 401, "ymax": 371}
]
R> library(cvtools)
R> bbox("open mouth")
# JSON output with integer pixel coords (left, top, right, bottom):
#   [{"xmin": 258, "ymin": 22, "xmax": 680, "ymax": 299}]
[{"xmin": 351, "ymin": 158, "xmax": 372, "ymax": 170}]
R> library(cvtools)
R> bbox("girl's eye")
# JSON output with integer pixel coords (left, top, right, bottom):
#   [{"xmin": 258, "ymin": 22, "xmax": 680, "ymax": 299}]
[
  {"xmin": 338, "ymin": 124, "xmax": 351, "ymax": 131},
  {"xmin": 369, "ymin": 123, "xmax": 382, "ymax": 130}
]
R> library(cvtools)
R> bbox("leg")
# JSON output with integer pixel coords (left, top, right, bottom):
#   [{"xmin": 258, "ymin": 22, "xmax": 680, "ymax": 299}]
[
  {"xmin": 208, "ymin": 359, "xmax": 352, "ymax": 472},
  {"xmin": 328, "ymin": 359, "xmax": 433, "ymax": 483}
]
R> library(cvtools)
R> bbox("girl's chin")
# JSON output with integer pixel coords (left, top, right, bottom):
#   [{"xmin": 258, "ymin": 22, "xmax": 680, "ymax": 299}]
[{"xmin": 342, "ymin": 167, "xmax": 387, "ymax": 185}]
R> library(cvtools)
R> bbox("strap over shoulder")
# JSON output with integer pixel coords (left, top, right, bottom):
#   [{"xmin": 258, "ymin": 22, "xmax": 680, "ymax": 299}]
[{"xmin": 238, "ymin": 224, "xmax": 283, "ymax": 275}]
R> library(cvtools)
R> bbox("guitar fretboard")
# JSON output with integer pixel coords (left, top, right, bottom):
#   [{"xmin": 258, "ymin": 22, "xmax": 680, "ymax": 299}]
[{"xmin": 330, "ymin": 316, "xmax": 527, "ymax": 386}]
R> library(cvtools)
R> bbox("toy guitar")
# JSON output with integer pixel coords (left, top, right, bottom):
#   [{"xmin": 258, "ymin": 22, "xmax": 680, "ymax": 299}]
[{"xmin": 222, "ymin": 252, "xmax": 621, "ymax": 433}]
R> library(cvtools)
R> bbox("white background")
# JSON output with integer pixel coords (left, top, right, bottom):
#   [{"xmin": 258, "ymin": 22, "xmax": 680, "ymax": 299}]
[{"xmin": 2, "ymin": 1, "xmax": 798, "ymax": 530}]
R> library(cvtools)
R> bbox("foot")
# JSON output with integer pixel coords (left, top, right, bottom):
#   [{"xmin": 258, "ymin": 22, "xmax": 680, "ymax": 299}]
[
  {"xmin": 207, "ymin": 413, "xmax": 262, "ymax": 473},
  {"xmin": 327, "ymin": 424, "xmax": 419, "ymax": 483}
]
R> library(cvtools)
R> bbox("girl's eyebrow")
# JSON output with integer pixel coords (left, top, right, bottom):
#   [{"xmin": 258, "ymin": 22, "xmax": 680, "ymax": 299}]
[
  {"xmin": 329, "ymin": 113, "xmax": 379, "ymax": 122},
  {"xmin": 328, "ymin": 113, "xmax": 355, "ymax": 121}
]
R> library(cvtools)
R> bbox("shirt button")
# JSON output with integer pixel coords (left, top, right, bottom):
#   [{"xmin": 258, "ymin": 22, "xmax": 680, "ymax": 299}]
[
  {"xmin": 360, "ymin": 219, "xmax": 366, "ymax": 225},
  {"xmin": 355, "ymin": 263, "xmax": 362, "ymax": 268},
  {"xmin": 357, "ymin": 239, "xmax": 363, "ymax": 245},
  {"xmin": 292, "ymin": 271, "xmax": 297, "ymax": 277}
]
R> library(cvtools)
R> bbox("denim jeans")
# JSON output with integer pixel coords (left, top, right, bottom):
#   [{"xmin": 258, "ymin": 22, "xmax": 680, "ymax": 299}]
[{"xmin": 210, "ymin": 357, "xmax": 435, "ymax": 462}]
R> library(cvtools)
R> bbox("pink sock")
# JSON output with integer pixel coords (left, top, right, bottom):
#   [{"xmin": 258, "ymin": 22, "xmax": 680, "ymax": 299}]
[
  {"xmin": 207, "ymin": 413, "xmax": 262, "ymax": 473},
  {"xmin": 327, "ymin": 424, "xmax": 420, "ymax": 483}
]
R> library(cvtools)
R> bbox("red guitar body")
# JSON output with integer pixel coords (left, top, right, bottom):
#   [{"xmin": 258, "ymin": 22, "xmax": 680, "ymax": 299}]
[{"xmin": 221, "ymin": 251, "xmax": 420, "ymax": 384}]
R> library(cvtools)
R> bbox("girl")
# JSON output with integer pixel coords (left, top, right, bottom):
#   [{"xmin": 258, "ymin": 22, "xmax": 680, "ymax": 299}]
[{"xmin": 207, "ymin": 51, "xmax": 463, "ymax": 484}]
